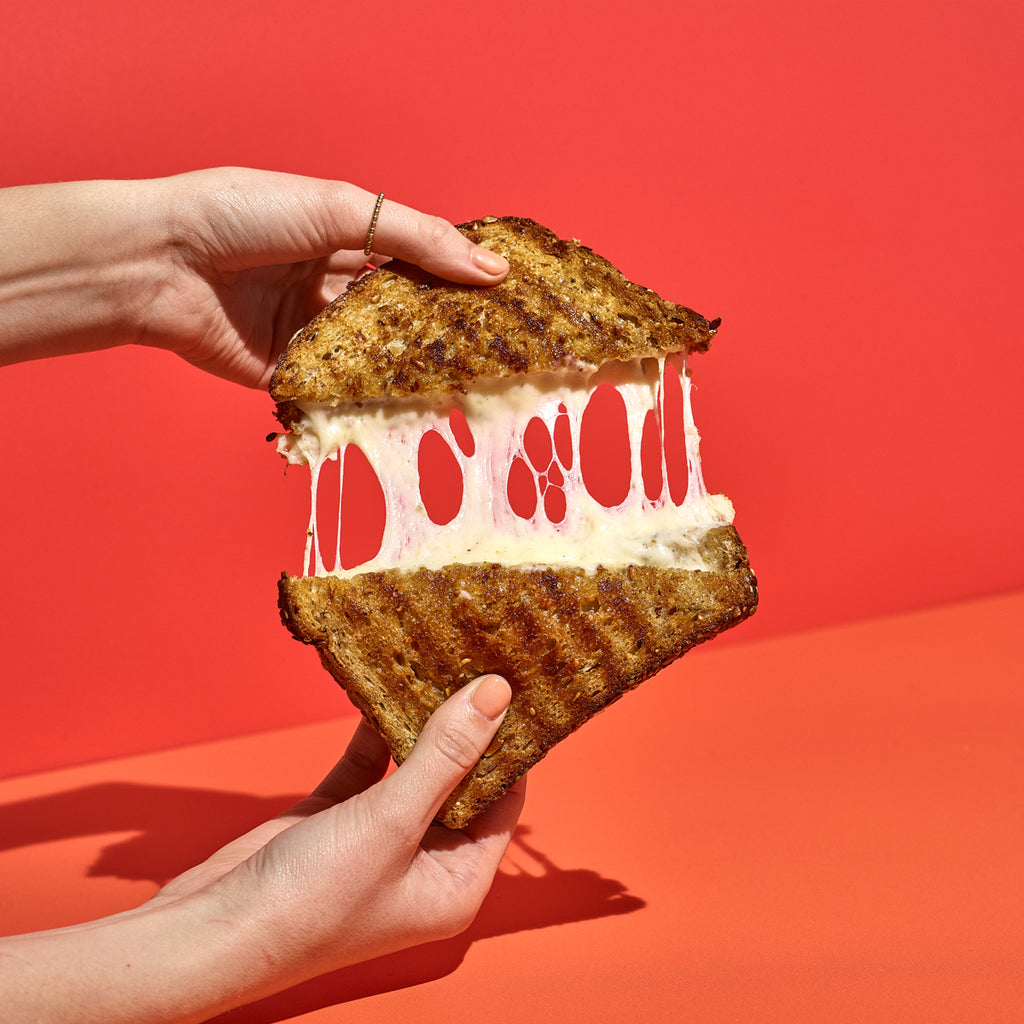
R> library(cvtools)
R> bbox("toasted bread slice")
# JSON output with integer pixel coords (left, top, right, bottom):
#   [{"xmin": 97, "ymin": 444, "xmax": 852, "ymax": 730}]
[
  {"xmin": 279, "ymin": 527, "xmax": 756, "ymax": 828},
  {"xmin": 269, "ymin": 216, "xmax": 718, "ymax": 407}
]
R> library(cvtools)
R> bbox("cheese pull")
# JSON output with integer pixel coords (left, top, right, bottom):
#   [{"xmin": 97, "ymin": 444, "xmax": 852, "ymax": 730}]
[{"xmin": 275, "ymin": 353, "xmax": 734, "ymax": 577}]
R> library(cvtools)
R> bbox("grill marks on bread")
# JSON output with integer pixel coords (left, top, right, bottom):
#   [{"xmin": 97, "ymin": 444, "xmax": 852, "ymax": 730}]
[
  {"xmin": 269, "ymin": 217, "xmax": 717, "ymax": 405},
  {"xmin": 278, "ymin": 526, "xmax": 757, "ymax": 828}
]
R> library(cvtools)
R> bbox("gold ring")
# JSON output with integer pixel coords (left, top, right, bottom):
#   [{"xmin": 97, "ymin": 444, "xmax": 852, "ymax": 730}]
[{"xmin": 363, "ymin": 192, "xmax": 385, "ymax": 255}]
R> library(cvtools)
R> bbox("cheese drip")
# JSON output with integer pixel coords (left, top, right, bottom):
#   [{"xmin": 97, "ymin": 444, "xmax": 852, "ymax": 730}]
[{"xmin": 276, "ymin": 354, "xmax": 734, "ymax": 577}]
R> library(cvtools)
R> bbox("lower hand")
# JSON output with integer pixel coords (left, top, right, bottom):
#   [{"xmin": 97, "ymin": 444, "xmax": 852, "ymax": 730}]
[
  {"xmin": 0, "ymin": 675, "xmax": 524, "ymax": 1023},
  {"xmin": 159, "ymin": 673, "xmax": 523, "ymax": 973}
]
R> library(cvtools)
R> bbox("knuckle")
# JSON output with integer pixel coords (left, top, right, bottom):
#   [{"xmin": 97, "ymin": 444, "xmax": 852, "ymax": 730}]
[
  {"xmin": 433, "ymin": 719, "xmax": 484, "ymax": 773},
  {"xmin": 417, "ymin": 214, "xmax": 455, "ymax": 255},
  {"xmin": 340, "ymin": 741, "xmax": 380, "ymax": 778}
]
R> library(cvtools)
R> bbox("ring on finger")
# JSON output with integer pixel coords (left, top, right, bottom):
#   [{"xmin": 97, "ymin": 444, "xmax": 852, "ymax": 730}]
[{"xmin": 363, "ymin": 192, "xmax": 385, "ymax": 256}]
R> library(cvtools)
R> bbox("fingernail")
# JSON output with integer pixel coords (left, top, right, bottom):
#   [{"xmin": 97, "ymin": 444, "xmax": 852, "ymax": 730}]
[
  {"xmin": 470, "ymin": 674, "xmax": 512, "ymax": 721},
  {"xmin": 471, "ymin": 245, "xmax": 509, "ymax": 276}
]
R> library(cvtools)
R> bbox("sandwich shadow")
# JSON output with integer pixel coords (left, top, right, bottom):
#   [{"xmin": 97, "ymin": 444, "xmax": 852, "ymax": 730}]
[{"xmin": 0, "ymin": 781, "xmax": 645, "ymax": 1016}]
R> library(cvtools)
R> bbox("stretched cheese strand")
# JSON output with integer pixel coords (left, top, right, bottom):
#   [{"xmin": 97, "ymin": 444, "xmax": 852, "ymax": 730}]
[
  {"xmin": 674, "ymin": 352, "xmax": 709, "ymax": 507},
  {"xmin": 277, "ymin": 354, "xmax": 734, "ymax": 577}
]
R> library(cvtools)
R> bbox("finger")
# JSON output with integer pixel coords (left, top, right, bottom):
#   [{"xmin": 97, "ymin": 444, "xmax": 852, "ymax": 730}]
[
  {"xmin": 302, "ymin": 177, "xmax": 509, "ymax": 285},
  {"xmin": 181, "ymin": 169, "xmax": 507, "ymax": 286},
  {"xmin": 282, "ymin": 719, "xmax": 392, "ymax": 820},
  {"xmin": 461, "ymin": 772, "xmax": 527, "ymax": 846},
  {"xmin": 367, "ymin": 196, "xmax": 510, "ymax": 284},
  {"xmin": 419, "ymin": 772, "xmax": 528, "ymax": 873},
  {"xmin": 381, "ymin": 675, "xmax": 512, "ymax": 838},
  {"xmin": 314, "ymin": 718, "xmax": 392, "ymax": 800}
]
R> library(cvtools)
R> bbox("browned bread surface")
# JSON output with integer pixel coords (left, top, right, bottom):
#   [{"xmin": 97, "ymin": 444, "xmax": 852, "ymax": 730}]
[
  {"xmin": 278, "ymin": 526, "xmax": 757, "ymax": 828},
  {"xmin": 269, "ymin": 216, "xmax": 718, "ymax": 407}
]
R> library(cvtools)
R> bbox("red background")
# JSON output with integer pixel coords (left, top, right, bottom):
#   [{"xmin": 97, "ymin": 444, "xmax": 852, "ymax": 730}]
[{"xmin": 2, "ymin": 0, "xmax": 1022, "ymax": 777}]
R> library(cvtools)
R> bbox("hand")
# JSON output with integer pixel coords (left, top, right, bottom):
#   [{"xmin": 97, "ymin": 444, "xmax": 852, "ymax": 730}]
[
  {"xmin": 0, "ymin": 168, "xmax": 510, "ymax": 387},
  {"xmin": 161, "ymin": 673, "xmax": 523, "ymax": 972},
  {"xmin": 137, "ymin": 167, "xmax": 511, "ymax": 387},
  {"xmin": 0, "ymin": 675, "xmax": 525, "ymax": 1023}
]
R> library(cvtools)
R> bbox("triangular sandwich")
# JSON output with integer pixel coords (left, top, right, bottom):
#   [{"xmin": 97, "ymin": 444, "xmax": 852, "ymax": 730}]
[{"xmin": 269, "ymin": 216, "xmax": 757, "ymax": 827}]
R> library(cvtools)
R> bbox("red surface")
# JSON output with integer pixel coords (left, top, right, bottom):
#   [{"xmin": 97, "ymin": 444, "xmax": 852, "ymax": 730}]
[
  {"xmin": 2, "ymin": 2, "xmax": 1023, "ymax": 774},
  {"xmin": 2, "ymin": 591, "xmax": 1022, "ymax": 1022}
]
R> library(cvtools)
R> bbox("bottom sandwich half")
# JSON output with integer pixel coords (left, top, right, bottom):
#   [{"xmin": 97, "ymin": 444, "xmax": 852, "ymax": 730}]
[{"xmin": 277, "ymin": 525, "xmax": 758, "ymax": 828}]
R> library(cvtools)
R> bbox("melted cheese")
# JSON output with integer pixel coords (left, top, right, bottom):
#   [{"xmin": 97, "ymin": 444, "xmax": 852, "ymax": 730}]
[{"xmin": 276, "ymin": 354, "xmax": 734, "ymax": 577}]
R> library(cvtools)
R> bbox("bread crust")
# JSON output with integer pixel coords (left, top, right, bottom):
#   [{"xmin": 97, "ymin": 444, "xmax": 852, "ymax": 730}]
[
  {"xmin": 278, "ymin": 526, "xmax": 757, "ymax": 828},
  {"xmin": 269, "ymin": 216, "xmax": 718, "ymax": 407}
]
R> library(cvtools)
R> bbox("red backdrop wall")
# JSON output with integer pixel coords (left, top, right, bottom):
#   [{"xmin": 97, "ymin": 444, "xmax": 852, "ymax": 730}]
[{"xmin": 2, "ymin": 0, "xmax": 1022, "ymax": 778}]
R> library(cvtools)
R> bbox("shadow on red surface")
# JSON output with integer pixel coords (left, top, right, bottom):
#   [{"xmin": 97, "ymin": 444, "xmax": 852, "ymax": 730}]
[
  {"xmin": 0, "ymin": 781, "xmax": 303, "ymax": 887},
  {"xmin": 0, "ymin": 782, "xmax": 644, "ymax": 1018}
]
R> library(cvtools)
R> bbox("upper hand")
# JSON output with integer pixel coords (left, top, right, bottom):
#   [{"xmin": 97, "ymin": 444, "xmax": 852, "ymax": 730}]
[{"xmin": 138, "ymin": 167, "xmax": 511, "ymax": 388}]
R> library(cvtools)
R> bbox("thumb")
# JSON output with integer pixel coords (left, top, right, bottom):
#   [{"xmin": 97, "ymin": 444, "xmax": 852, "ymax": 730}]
[{"xmin": 384, "ymin": 675, "xmax": 512, "ymax": 834}]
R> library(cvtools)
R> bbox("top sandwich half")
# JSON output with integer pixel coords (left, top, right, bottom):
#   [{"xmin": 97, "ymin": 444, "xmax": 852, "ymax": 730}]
[{"xmin": 269, "ymin": 216, "xmax": 718, "ymax": 408}]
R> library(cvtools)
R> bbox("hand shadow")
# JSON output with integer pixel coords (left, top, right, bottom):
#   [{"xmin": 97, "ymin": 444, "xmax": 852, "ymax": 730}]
[
  {"xmin": 0, "ymin": 781, "xmax": 645, "ymax": 1018},
  {"xmin": 0, "ymin": 781, "xmax": 304, "ymax": 888}
]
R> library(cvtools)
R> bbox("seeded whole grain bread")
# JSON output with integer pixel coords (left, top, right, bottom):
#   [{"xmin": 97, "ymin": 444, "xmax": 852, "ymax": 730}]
[
  {"xmin": 270, "ymin": 215, "xmax": 757, "ymax": 827},
  {"xmin": 279, "ymin": 527, "xmax": 756, "ymax": 828},
  {"xmin": 269, "ymin": 216, "xmax": 719, "ymax": 408}
]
